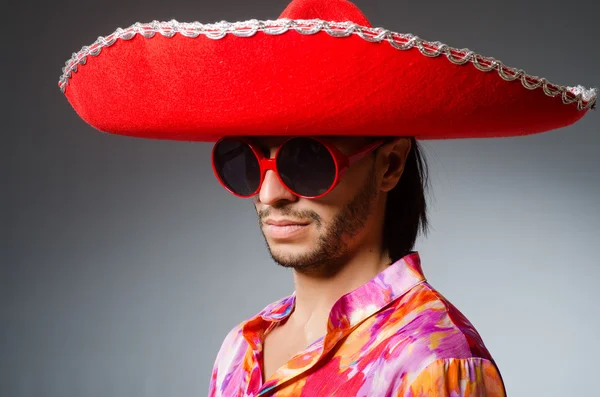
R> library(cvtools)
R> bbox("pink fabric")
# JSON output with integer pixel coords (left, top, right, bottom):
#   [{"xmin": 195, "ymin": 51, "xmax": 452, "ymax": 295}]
[{"xmin": 208, "ymin": 252, "xmax": 507, "ymax": 396}]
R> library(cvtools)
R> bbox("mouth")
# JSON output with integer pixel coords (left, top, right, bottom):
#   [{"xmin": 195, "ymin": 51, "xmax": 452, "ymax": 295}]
[
  {"xmin": 264, "ymin": 220, "xmax": 310, "ymax": 227},
  {"xmin": 263, "ymin": 223, "xmax": 310, "ymax": 239}
]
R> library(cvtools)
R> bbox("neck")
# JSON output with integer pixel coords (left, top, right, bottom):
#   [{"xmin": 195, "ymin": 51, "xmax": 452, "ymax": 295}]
[{"xmin": 288, "ymin": 239, "xmax": 391, "ymax": 344}]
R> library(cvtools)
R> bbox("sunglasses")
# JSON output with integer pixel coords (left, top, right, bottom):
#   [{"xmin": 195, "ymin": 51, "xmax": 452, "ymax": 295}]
[{"xmin": 211, "ymin": 136, "xmax": 385, "ymax": 199}]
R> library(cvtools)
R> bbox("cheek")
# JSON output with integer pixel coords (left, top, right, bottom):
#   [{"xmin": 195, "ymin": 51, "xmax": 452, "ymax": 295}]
[
  {"xmin": 307, "ymin": 201, "xmax": 344, "ymax": 231},
  {"xmin": 330, "ymin": 166, "xmax": 367, "ymax": 199},
  {"xmin": 309, "ymin": 170, "xmax": 365, "ymax": 220}
]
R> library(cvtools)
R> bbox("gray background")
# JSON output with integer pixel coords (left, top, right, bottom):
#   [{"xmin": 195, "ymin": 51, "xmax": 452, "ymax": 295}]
[{"xmin": 3, "ymin": 0, "xmax": 599, "ymax": 396}]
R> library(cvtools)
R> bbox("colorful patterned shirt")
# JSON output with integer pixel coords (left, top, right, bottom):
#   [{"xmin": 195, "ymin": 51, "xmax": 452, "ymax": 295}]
[{"xmin": 208, "ymin": 251, "xmax": 507, "ymax": 396}]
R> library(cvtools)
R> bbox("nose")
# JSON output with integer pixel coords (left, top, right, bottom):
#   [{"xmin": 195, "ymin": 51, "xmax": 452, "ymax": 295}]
[{"xmin": 258, "ymin": 169, "xmax": 297, "ymax": 205}]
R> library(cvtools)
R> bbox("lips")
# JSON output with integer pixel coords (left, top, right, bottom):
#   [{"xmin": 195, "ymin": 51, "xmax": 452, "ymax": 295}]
[
  {"xmin": 263, "ymin": 222, "xmax": 310, "ymax": 239},
  {"xmin": 264, "ymin": 219, "xmax": 310, "ymax": 226}
]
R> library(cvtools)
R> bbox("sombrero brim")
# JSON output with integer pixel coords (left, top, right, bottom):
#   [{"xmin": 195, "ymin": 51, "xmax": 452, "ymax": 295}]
[{"xmin": 58, "ymin": 19, "xmax": 596, "ymax": 141}]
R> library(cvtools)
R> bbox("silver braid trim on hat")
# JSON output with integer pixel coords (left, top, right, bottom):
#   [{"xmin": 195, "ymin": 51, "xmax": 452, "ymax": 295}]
[{"xmin": 58, "ymin": 19, "xmax": 597, "ymax": 111}]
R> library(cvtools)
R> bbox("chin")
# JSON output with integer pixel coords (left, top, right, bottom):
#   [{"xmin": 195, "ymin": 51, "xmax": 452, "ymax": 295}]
[
  {"xmin": 268, "ymin": 240, "xmax": 311, "ymax": 255},
  {"xmin": 268, "ymin": 241, "xmax": 314, "ymax": 262}
]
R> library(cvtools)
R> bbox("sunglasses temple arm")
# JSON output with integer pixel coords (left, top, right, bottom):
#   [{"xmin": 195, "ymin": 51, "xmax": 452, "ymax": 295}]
[
  {"xmin": 346, "ymin": 139, "xmax": 385, "ymax": 166},
  {"xmin": 338, "ymin": 167, "xmax": 349, "ymax": 180}
]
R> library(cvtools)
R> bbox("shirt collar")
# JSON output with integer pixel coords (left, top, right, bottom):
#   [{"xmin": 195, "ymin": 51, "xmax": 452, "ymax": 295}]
[{"xmin": 257, "ymin": 251, "xmax": 426, "ymax": 330}]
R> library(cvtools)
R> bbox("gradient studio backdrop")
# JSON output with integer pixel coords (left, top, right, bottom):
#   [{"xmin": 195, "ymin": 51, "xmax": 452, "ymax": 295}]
[{"xmin": 3, "ymin": 0, "xmax": 599, "ymax": 396}]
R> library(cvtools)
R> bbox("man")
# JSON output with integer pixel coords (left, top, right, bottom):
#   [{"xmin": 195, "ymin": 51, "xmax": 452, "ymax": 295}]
[
  {"xmin": 208, "ymin": 133, "xmax": 511, "ymax": 396},
  {"xmin": 57, "ymin": 0, "xmax": 595, "ymax": 395},
  {"xmin": 207, "ymin": 134, "xmax": 507, "ymax": 396}
]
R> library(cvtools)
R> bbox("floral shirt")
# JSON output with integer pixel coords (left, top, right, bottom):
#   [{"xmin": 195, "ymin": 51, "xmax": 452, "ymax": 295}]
[{"xmin": 208, "ymin": 251, "xmax": 506, "ymax": 396}]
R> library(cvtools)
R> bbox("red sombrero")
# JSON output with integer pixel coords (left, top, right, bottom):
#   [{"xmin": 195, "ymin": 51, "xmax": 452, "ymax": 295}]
[{"xmin": 58, "ymin": 0, "xmax": 596, "ymax": 141}]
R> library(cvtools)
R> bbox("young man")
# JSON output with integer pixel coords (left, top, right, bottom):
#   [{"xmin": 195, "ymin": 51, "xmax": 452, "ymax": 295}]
[
  {"xmin": 207, "ymin": 134, "xmax": 508, "ymax": 396},
  {"xmin": 57, "ymin": 0, "xmax": 595, "ymax": 395}
]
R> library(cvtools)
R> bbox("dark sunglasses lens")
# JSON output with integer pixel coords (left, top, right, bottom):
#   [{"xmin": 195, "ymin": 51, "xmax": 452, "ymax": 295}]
[
  {"xmin": 213, "ymin": 139, "xmax": 260, "ymax": 196},
  {"xmin": 277, "ymin": 138, "xmax": 336, "ymax": 197}
]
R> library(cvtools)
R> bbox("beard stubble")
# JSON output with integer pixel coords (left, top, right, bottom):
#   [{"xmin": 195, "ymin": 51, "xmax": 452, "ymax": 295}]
[{"xmin": 259, "ymin": 161, "xmax": 380, "ymax": 277}]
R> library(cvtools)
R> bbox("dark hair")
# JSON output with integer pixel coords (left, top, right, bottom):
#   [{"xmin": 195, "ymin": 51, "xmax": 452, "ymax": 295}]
[{"xmin": 372, "ymin": 136, "xmax": 431, "ymax": 262}]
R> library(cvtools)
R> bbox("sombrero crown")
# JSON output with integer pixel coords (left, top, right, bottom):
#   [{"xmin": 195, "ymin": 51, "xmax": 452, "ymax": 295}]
[{"xmin": 59, "ymin": 0, "xmax": 596, "ymax": 141}]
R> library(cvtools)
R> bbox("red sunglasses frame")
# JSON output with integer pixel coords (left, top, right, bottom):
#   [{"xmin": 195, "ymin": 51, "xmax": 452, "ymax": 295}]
[{"xmin": 211, "ymin": 136, "xmax": 386, "ymax": 199}]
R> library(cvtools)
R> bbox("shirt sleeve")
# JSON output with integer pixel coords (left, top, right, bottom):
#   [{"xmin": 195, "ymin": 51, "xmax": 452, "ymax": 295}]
[
  {"xmin": 207, "ymin": 347, "xmax": 221, "ymax": 397},
  {"xmin": 403, "ymin": 357, "xmax": 507, "ymax": 397},
  {"xmin": 207, "ymin": 325, "xmax": 239, "ymax": 397}
]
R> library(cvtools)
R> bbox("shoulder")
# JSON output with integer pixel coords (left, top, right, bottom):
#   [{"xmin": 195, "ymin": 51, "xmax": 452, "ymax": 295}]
[
  {"xmin": 385, "ymin": 283, "xmax": 505, "ymax": 395},
  {"xmin": 214, "ymin": 322, "xmax": 246, "ymax": 360},
  {"xmin": 209, "ymin": 295, "xmax": 293, "ymax": 396},
  {"xmin": 389, "ymin": 281, "xmax": 495, "ymax": 361},
  {"xmin": 402, "ymin": 357, "xmax": 506, "ymax": 397}
]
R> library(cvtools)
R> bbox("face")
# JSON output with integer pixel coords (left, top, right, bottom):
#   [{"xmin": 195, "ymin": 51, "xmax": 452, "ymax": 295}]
[{"xmin": 250, "ymin": 136, "xmax": 411, "ymax": 276}]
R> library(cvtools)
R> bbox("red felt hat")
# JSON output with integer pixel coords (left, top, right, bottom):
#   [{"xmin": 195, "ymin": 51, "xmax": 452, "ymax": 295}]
[{"xmin": 58, "ymin": 0, "xmax": 596, "ymax": 141}]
